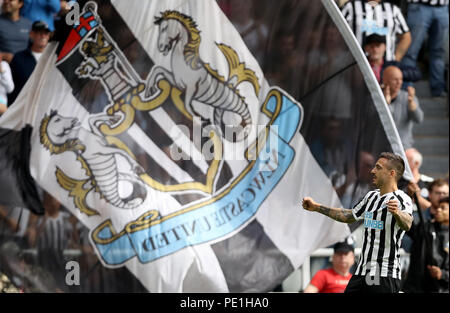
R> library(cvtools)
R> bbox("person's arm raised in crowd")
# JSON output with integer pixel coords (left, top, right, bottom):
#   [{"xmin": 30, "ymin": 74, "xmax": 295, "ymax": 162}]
[
  {"xmin": 407, "ymin": 181, "xmax": 431, "ymax": 210},
  {"xmin": 406, "ymin": 86, "xmax": 424, "ymax": 123}
]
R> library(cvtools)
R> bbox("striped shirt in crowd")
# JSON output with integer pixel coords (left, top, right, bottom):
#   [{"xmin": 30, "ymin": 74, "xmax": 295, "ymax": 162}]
[
  {"xmin": 351, "ymin": 189, "xmax": 413, "ymax": 279},
  {"xmin": 341, "ymin": 1, "xmax": 410, "ymax": 61},
  {"xmin": 407, "ymin": 0, "xmax": 449, "ymax": 6},
  {"xmin": 37, "ymin": 211, "xmax": 71, "ymax": 255}
]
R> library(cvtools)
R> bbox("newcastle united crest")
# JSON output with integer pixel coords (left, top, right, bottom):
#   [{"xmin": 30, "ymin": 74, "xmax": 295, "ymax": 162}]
[{"xmin": 39, "ymin": 1, "xmax": 303, "ymax": 265}]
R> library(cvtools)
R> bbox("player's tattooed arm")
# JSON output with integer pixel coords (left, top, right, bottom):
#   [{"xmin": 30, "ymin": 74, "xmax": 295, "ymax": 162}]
[
  {"xmin": 317, "ymin": 205, "xmax": 356, "ymax": 224},
  {"xmin": 302, "ymin": 197, "xmax": 356, "ymax": 224},
  {"xmin": 387, "ymin": 200, "xmax": 413, "ymax": 231}
]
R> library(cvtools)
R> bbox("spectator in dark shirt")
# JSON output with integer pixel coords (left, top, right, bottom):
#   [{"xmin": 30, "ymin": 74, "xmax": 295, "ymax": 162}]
[
  {"xmin": 402, "ymin": 196, "xmax": 449, "ymax": 293},
  {"xmin": 8, "ymin": 20, "xmax": 50, "ymax": 104}
]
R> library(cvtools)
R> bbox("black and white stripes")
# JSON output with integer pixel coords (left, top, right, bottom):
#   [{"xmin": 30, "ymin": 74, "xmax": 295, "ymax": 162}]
[
  {"xmin": 37, "ymin": 212, "xmax": 71, "ymax": 255},
  {"xmin": 407, "ymin": 0, "xmax": 449, "ymax": 6},
  {"xmin": 341, "ymin": 1, "xmax": 410, "ymax": 61},
  {"xmin": 352, "ymin": 189, "xmax": 413, "ymax": 279}
]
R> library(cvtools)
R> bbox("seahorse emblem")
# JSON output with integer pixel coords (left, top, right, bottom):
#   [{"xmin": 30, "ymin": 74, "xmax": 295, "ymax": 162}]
[
  {"xmin": 146, "ymin": 10, "xmax": 260, "ymax": 142},
  {"xmin": 39, "ymin": 110, "xmax": 147, "ymax": 215}
]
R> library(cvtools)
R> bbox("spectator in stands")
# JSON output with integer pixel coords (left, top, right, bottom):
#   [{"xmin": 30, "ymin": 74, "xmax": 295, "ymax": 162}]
[
  {"xmin": 265, "ymin": 30, "xmax": 304, "ymax": 92},
  {"xmin": 381, "ymin": 65, "xmax": 424, "ymax": 150},
  {"xmin": 402, "ymin": 196, "xmax": 449, "ymax": 293},
  {"xmin": 8, "ymin": 20, "xmax": 51, "ymax": 104},
  {"xmin": 303, "ymin": 240, "xmax": 355, "ymax": 293},
  {"xmin": 34, "ymin": 192, "xmax": 72, "ymax": 291},
  {"xmin": 405, "ymin": 148, "xmax": 434, "ymax": 210},
  {"xmin": 0, "ymin": 0, "xmax": 32, "ymax": 63},
  {"xmin": 341, "ymin": 150, "xmax": 375, "ymax": 210},
  {"xmin": 228, "ymin": 0, "xmax": 268, "ymax": 65},
  {"xmin": 402, "ymin": 148, "xmax": 434, "ymax": 252},
  {"xmin": 20, "ymin": 0, "xmax": 60, "ymax": 32},
  {"xmin": 364, "ymin": 33, "xmax": 422, "ymax": 85},
  {"xmin": 0, "ymin": 204, "xmax": 32, "ymax": 252},
  {"xmin": 0, "ymin": 239, "xmax": 59, "ymax": 292},
  {"xmin": 0, "ymin": 55, "xmax": 14, "ymax": 112},
  {"xmin": 401, "ymin": 0, "xmax": 449, "ymax": 98},
  {"xmin": 310, "ymin": 116, "xmax": 353, "ymax": 190},
  {"xmin": 424, "ymin": 178, "xmax": 449, "ymax": 221},
  {"xmin": 306, "ymin": 22, "xmax": 354, "ymax": 117},
  {"xmin": 341, "ymin": 0, "xmax": 411, "ymax": 62},
  {"xmin": 364, "ymin": 33, "xmax": 386, "ymax": 83}
]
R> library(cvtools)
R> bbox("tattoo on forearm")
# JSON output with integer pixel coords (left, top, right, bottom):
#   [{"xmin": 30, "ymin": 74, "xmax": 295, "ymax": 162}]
[
  {"xmin": 317, "ymin": 206, "xmax": 355, "ymax": 223},
  {"xmin": 394, "ymin": 211, "xmax": 413, "ymax": 231}
]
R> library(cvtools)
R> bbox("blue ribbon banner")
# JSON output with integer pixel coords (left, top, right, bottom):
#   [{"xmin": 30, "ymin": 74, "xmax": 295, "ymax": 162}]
[{"xmin": 92, "ymin": 88, "xmax": 302, "ymax": 265}]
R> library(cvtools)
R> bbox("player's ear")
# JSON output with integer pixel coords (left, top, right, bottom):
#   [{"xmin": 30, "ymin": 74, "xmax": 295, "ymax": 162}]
[{"xmin": 390, "ymin": 169, "xmax": 396, "ymax": 178}]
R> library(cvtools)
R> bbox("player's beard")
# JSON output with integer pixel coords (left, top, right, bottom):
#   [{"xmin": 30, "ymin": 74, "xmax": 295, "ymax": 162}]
[{"xmin": 372, "ymin": 175, "xmax": 383, "ymax": 189}]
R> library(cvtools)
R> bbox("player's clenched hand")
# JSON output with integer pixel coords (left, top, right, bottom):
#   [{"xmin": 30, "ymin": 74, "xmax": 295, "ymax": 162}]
[
  {"xmin": 387, "ymin": 199, "xmax": 400, "ymax": 216},
  {"xmin": 302, "ymin": 197, "xmax": 318, "ymax": 212}
]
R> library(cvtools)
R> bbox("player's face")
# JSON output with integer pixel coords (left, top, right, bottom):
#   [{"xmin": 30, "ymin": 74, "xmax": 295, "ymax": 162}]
[{"xmin": 370, "ymin": 158, "xmax": 392, "ymax": 188}]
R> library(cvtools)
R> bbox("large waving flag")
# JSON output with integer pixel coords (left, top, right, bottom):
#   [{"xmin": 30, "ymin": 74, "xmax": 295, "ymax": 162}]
[{"xmin": 0, "ymin": 0, "xmax": 411, "ymax": 292}]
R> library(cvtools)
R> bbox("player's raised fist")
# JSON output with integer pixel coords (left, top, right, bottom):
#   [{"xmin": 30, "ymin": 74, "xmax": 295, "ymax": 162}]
[{"xmin": 302, "ymin": 197, "xmax": 318, "ymax": 212}]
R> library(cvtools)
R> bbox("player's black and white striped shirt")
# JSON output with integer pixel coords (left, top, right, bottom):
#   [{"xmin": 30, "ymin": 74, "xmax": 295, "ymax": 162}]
[
  {"xmin": 341, "ymin": 1, "xmax": 410, "ymax": 61},
  {"xmin": 407, "ymin": 0, "xmax": 449, "ymax": 6},
  {"xmin": 351, "ymin": 189, "xmax": 413, "ymax": 279}
]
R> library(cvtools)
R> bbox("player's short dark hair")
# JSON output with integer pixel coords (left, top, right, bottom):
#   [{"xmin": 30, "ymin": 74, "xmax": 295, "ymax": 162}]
[
  {"xmin": 439, "ymin": 197, "xmax": 449, "ymax": 205},
  {"xmin": 379, "ymin": 152, "xmax": 405, "ymax": 181}
]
